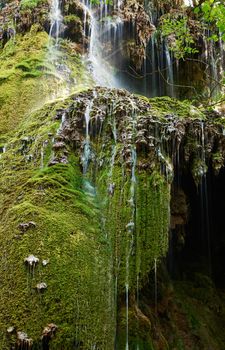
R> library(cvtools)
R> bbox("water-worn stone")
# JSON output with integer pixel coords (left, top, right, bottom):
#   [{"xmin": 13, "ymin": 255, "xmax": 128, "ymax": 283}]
[
  {"xmin": 42, "ymin": 323, "xmax": 57, "ymax": 345},
  {"xmin": 18, "ymin": 221, "xmax": 36, "ymax": 232},
  {"xmin": 24, "ymin": 255, "xmax": 39, "ymax": 267},
  {"xmin": 36, "ymin": 282, "xmax": 47, "ymax": 291},
  {"xmin": 16, "ymin": 331, "xmax": 33, "ymax": 348}
]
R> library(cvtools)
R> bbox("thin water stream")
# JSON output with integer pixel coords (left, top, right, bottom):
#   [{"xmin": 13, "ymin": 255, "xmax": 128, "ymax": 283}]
[
  {"xmin": 82, "ymin": 0, "xmax": 123, "ymax": 87},
  {"xmin": 48, "ymin": 0, "xmax": 74, "ymax": 96},
  {"xmin": 125, "ymin": 101, "xmax": 138, "ymax": 350}
]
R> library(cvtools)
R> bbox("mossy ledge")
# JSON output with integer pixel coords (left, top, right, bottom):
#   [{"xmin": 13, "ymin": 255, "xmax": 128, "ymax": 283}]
[{"xmin": 1, "ymin": 87, "xmax": 225, "ymax": 349}]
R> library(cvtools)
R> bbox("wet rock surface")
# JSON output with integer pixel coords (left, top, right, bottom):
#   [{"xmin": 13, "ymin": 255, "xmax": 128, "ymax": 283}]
[
  {"xmin": 18, "ymin": 221, "xmax": 36, "ymax": 232},
  {"xmin": 56, "ymin": 87, "xmax": 225, "ymax": 180},
  {"xmin": 24, "ymin": 255, "xmax": 39, "ymax": 267},
  {"xmin": 1, "ymin": 84, "xmax": 225, "ymax": 349},
  {"xmin": 16, "ymin": 331, "xmax": 33, "ymax": 349},
  {"xmin": 36, "ymin": 282, "xmax": 47, "ymax": 291},
  {"xmin": 0, "ymin": 0, "xmax": 86, "ymax": 49}
]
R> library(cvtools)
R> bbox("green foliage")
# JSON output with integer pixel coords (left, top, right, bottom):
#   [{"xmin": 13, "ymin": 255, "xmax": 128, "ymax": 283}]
[
  {"xmin": 20, "ymin": 0, "xmax": 42, "ymax": 9},
  {"xmin": 15, "ymin": 57, "xmax": 44, "ymax": 77},
  {"xmin": 0, "ymin": 26, "xmax": 91, "ymax": 137},
  {"xmin": 63, "ymin": 14, "xmax": 81, "ymax": 24},
  {"xmin": 0, "ymin": 30, "xmax": 51, "ymax": 137},
  {"xmin": 161, "ymin": 16, "xmax": 198, "ymax": 59},
  {"xmin": 0, "ymin": 101, "xmax": 115, "ymax": 349},
  {"xmin": 147, "ymin": 96, "xmax": 205, "ymax": 119},
  {"xmin": 90, "ymin": 0, "xmax": 113, "ymax": 5},
  {"xmin": 194, "ymin": 0, "xmax": 225, "ymax": 41}
]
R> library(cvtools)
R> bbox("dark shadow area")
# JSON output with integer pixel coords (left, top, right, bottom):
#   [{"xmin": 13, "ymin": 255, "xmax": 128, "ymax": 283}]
[{"xmin": 168, "ymin": 163, "xmax": 225, "ymax": 288}]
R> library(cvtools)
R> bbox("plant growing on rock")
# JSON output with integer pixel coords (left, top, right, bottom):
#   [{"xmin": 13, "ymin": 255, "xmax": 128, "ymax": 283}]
[
  {"xmin": 194, "ymin": 0, "xmax": 225, "ymax": 41},
  {"xmin": 161, "ymin": 15, "xmax": 199, "ymax": 59}
]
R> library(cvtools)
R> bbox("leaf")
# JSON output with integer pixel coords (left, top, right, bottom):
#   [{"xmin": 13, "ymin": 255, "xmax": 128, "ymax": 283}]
[
  {"xmin": 194, "ymin": 7, "xmax": 200, "ymax": 14},
  {"xmin": 201, "ymin": 2, "xmax": 211, "ymax": 14}
]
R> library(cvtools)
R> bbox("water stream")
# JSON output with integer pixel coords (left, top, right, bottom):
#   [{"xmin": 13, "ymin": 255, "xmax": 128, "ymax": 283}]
[
  {"xmin": 49, "ymin": 0, "xmax": 63, "ymax": 46},
  {"xmin": 82, "ymin": 0, "xmax": 123, "ymax": 87},
  {"xmin": 82, "ymin": 100, "xmax": 93, "ymax": 175},
  {"xmin": 49, "ymin": 0, "xmax": 224, "ymax": 99},
  {"xmin": 165, "ymin": 43, "xmax": 175, "ymax": 97},
  {"xmin": 48, "ymin": 0, "xmax": 74, "ymax": 96},
  {"xmin": 125, "ymin": 101, "xmax": 138, "ymax": 350}
]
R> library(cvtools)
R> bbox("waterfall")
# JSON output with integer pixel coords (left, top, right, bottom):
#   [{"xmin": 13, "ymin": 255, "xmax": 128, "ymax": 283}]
[
  {"xmin": 48, "ymin": 0, "xmax": 62, "ymax": 65},
  {"xmin": 109, "ymin": 112, "xmax": 117, "ymax": 181},
  {"xmin": 125, "ymin": 282, "xmax": 129, "ymax": 350},
  {"xmin": 165, "ymin": 43, "xmax": 175, "ymax": 97},
  {"xmin": 183, "ymin": 0, "xmax": 193, "ymax": 6},
  {"xmin": 209, "ymin": 40, "xmax": 219, "ymax": 96},
  {"xmin": 219, "ymin": 34, "xmax": 225, "ymax": 83},
  {"xmin": 150, "ymin": 34, "xmax": 156, "ymax": 95},
  {"xmin": 203, "ymin": 30, "xmax": 223, "ymax": 98},
  {"xmin": 82, "ymin": 99, "xmax": 93, "ymax": 175},
  {"xmin": 57, "ymin": 112, "xmax": 66, "ymax": 135},
  {"xmin": 49, "ymin": 0, "xmax": 63, "ymax": 46},
  {"xmin": 125, "ymin": 101, "xmax": 137, "ymax": 350},
  {"xmin": 48, "ymin": 0, "xmax": 73, "ymax": 96},
  {"xmin": 82, "ymin": 0, "xmax": 122, "ymax": 87}
]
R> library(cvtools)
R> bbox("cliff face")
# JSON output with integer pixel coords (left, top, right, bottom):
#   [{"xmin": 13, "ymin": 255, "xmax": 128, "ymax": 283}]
[
  {"xmin": 1, "ymin": 86, "xmax": 225, "ymax": 349},
  {"xmin": 0, "ymin": 0, "xmax": 225, "ymax": 349}
]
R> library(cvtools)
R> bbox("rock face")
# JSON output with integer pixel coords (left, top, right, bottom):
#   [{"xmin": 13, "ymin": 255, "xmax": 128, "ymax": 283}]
[
  {"xmin": 58, "ymin": 88, "xmax": 225, "ymax": 181},
  {"xmin": 0, "ymin": 0, "xmax": 86, "ymax": 50},
  {"xmin": 0, "ymin": 74, "xmax": 225, "ymax": 348},
  {"xmin": 0, "ymin": 0, "xmax": 224, "ymax": 347},
  {"xmin": 119, "ymin": 0, "xmax": 155, "ymax": 69},
  {"xmin": 24, "ymin": 255, "xmax": 39, "ymax": 267}
]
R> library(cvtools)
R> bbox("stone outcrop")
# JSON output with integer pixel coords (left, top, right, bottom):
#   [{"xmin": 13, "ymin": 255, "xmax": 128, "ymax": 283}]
[{"xmin": 1, "ymin": 85, "xmax": 225, "ymax": 349}]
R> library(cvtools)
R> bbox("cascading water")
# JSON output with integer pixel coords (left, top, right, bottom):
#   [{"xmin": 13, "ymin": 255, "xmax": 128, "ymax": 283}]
[
  {"xmin": 49, "ymin": 0, "xmax": 62, "ymax": 46},
  {"xmin": 80, "ymin": 0, "xmax": 225, "ymax": 100},
  {"xmin": 48, "ymin": 0, "xmax": 73, "ymax": 95},
  {"xmin": 219, "ymin": 33, "xmax": 225, "ymax": 70},
  {"xmin": 109, "ymin": 110, "xmax": 117, "ymax": 182},
  {"xmin": 48, "ymin": 0, "xmax": 62, "ymax": 69},
  {"xmin": 82, "ymin": 0, "xmax": 123, "ymax": 87},
  {"xmin": 125, "ymin": 101, "xmax": 137, "ymax": 350},
  {"xmin": 82, "ymin": 100, "xmax": 93, "ymax": 175},
  {"xmin": 184, "ymin": 0, "xmax": 193, "ymax": 6},
  {"xmin": 202, "ymin": 29, "xmax": 225, "ymax": 98},
  {"xmin": 165, "ymin": 43, "xmax": 175, "ymax": 97}
]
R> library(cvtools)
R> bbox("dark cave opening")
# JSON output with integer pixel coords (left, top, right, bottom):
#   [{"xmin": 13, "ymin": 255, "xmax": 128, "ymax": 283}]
[{"xmin": 169, "ymin": 164, "xmax": 225, "ymax": 288}]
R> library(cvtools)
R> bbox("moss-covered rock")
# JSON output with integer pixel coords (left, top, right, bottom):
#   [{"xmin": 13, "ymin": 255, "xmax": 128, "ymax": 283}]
[
  {"xmin": 0, "ymin": 70, "xmax": 225, "ymax": 349},
  {"xmin": 0, "ymin": 100, "xmax": 115, "ymax": 349},
  {"xmin": 0, "ymin": 24, "xmax": 91, "ymax": 140}
]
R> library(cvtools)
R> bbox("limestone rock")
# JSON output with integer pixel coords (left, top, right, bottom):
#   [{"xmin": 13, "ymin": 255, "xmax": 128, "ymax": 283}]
[
  {"xmin": 36, "ymin": 282, "xmax": 47, "ymax": 291},
  {"xmin": 24, "ymin": 255, "xmax": 39, "ymax": 267}
]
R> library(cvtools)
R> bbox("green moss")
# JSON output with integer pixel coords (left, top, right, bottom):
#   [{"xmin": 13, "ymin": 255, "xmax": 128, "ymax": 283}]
[
  {"xmin": 147, "ymin": 96, "xmax": 205, "ymax": 119},
  {"xmin": 0, "ymin": 30, "xmax": 52, "ymax": 137},
  {"xmin": 116, "ymin": 307, "xmax": 154, "ymax": 350},
  {"xmin": 0, "ymin": 102, "xmax": 114, "ymax": 349},
  {"xmin": 0, "ymin": 26, "xmax": 92, "ymax": 139},
  {"xmin": 64, "ymin": 14, "xmax": 81, "ymax": 24},
  {"xmin": 20, "ymin": 0, "xmax": 44, "ymax": 9},
  {"xmin": 172, "ymin": 280, "xmax": 225, "ymax": 350}
]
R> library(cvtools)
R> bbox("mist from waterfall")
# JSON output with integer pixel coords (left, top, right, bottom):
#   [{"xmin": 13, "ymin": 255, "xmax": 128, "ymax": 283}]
[
  {"xmin": 48, "ymin": 0, "xmax": 74, "ymax": 96},
  {"xmin": 82, "ymin": 0, "xmax": 123, "ymax": 88}
]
